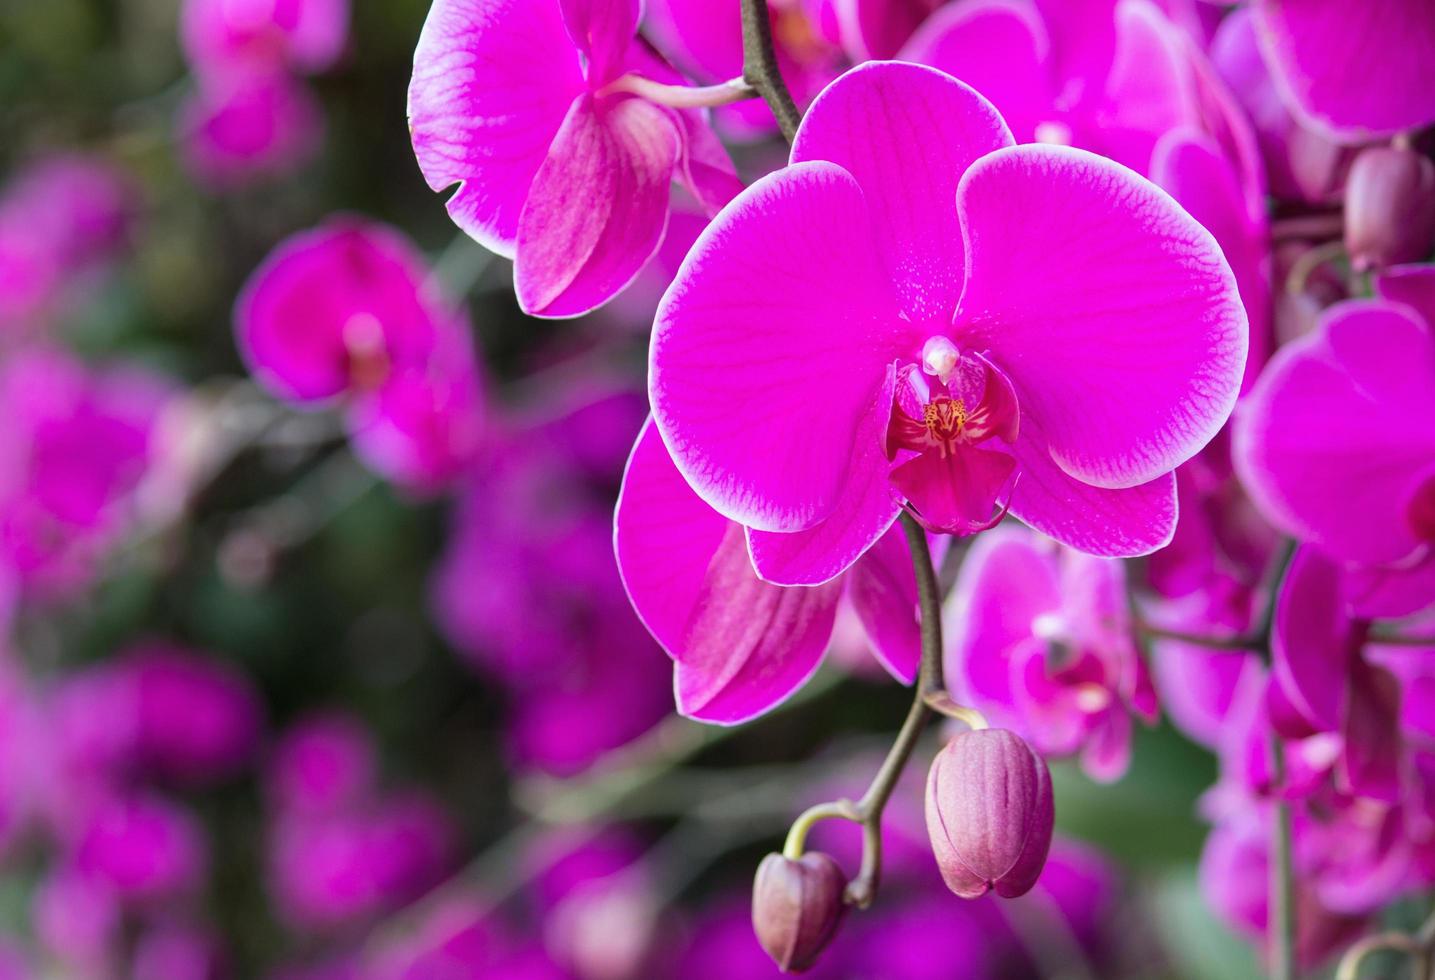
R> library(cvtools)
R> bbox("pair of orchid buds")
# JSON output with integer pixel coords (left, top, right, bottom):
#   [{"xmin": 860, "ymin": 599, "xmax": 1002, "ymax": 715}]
[{"xmin": 752, "ymin": 728, "xmax": 1055, "ymax": 973}]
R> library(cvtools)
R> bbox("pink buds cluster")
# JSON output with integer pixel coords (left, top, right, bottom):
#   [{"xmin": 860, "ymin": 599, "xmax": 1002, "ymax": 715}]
[
  {"xmin": 751, "ymin": 851, "xmax": 847, "ymax": 973},
  {"xmin": 925, "ymin": 728, "xmax": 1055, "ymax": 899}
]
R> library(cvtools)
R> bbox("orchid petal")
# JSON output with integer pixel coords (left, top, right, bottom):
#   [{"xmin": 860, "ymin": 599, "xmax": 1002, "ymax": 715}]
[
  {"xmin": 955, "ymin": 143, "xmax": 1247, "ymax": 490},
  {"xmin": 515, "ymin": 96, "xmax": 680, "ymax": 317},
  {"xmin": 1234, "ymin": 300, "xmax": 1435, "ymax": 565},
  {"xmin": 409, "ymin": 0, "xmax": 585, "ymax": 256},
  {"xmin": 1253, "ymin": 0, "xmax": 1435, "ymax": 142},
  {"xmin": 792, "ymin": 60, "xmax": 1013, "ymax": 323},
  {"xmin": 651, "ymin": 162, "xmax": 907, "ymax": 532},
  {"xmin": 1271, "ymin": 547, "xmax": 1354, "ymax": 733},
  {"xmin": 845, "ymin": 523, "xmax": 922, "ymax": 684}
]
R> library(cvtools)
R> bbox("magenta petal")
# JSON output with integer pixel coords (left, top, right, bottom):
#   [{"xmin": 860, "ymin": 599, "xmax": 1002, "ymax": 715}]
[
  {"xmin": 515, "ymin": 96, "xmax": 680, "ymax": 317},
  {"xmin": 1271, "ymin": 547, "xmax": 1353, "ymax": 733},
  {"xmin": 1346, "ymin": 554, "xmax": 1435, "ymax": 620},
  {"xmin": 840, "ymin": 0, "xmax": 934, "ymax": 60},
  {"xmin": 678, "ymin": 525, "xmax": 844, "ymax": 724},
  {"xmin": 891, "ymin": 446, "xmax": 1016, "ymax": 536},
  {"xmin": 1375, "ymin": 263, "xmax": 1435, "ymax": 329},
  {"xmin": 898, "ymin": 0, "xmax": 1056, "ymax": 144},
  {"xmin": 792, "ymin": 60, "xmax": 1013, "ymax": 322},
  {"xmin": 844, "ymin": 523, "xmax": 921, "ymax": 684},
  {"xmin": 614, "ymin": 419, "xmax": 730, "ymax": 654},
  {"xmin": 409, "ymin": 0, "xmax": 585, "ymax": 256},
  {"xmin": 651, "ymin": 162, "xmax": 906, "ymax": 532},
  {"xmin": 1007, "ymin": 421, "xmax": 1178, "ymax": 557},
  {"xmin": 615, "ymin": 421, "xmax": 843, "ymax": 724},
  {"xmin": 747, "ymin": 369, "xmax": 901, "ymax": 585},
  {"xmin": 1096, "ymin": 0, "xmax": 1200, "ymax": 173},
  {"xmin": 559, "ymin": 0, "xmax": 639, "ymax": 84},
  {"xmin": 1080, "ymin": 710, "xmax": 1132, "ymax": 784},
  {"xmin": 1338, "ymin": 660, "xmax": 1402, "ymax": 803},
  {"xmin": 1253, "ymin": 0, "xmax": 1435, "ymax": 141},
  {"xmin": 955, "ymin": 144, "xmax": 1247, "ymax": 490},
  {"xmin": 1234, "ymin": 300, "xmax": 1435, "ymax": 565},
  {"xmin": 945, "ymin": 527, "xmax": 1061, "ymax": 716},
  {"xmin": 1150, "ymin": 130, "xmax": 1272, "ymax": 394}
]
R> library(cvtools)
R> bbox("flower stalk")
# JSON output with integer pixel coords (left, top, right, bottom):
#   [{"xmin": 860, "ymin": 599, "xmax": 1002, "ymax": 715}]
[{"xmin": 739, "ymin": 0, "xmax": 802, "ymax": 142}]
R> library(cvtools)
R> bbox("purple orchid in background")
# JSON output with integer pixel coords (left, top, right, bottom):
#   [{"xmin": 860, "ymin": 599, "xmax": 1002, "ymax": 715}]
[
  {"xmin": 650, "ymin": 60, "xmax": 1246, "ymax": 588},
  {"xmin": 1209, "ymin": 7, "xmax": 1354, "ymax": 206},
  {"xmin": 0, "ymin": 348, "xmax": 174, "ymax": 601},
  {"xmin": 1235, "ymin": 279, "xmax": 1435, "ymax": 618},
  {"xmin": 616, "ymin": 419, "xmax": 924, "ymax": 724},
  {"xmin": 1251, "ymin": 0, "xmax": 1435, "ymax": 143},
  {"xmin": 0, "ymin": 155, "xmax": 132, "ymax": 335},
  {"xmin": 407, "ymin": 0, "xmax": 743, "ymax": 318},
  {"xmin": 945, "ymin": 526, "xmax": 1157, "ymax": 781},
  {"xmin": 178, "ymin": 71, "xmax": 323, "ymax": 190},
  {"xmin": 433, "ymin": 385, "xmax": 672, "ymax": 771},
  {"xmin": 181, "ymin": 0, "xmax": 350, "ymax": 77},
  {"xmin": 236, "ymin": 217, "xmax": 486, "ymax": 492}
]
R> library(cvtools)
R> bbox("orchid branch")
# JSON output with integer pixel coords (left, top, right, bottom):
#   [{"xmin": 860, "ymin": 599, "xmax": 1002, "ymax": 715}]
[{"xmin": 739, "ymin": 0, "xmax": 802, "ymax": 142}]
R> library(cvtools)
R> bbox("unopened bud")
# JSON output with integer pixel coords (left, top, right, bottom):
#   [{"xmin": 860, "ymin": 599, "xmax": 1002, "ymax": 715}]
[
  {"xmin": 925, "ymin": 728, "xmax": 1054, "ymax": 899},
  {"xmin": 1344, "ymin": 146, "xmax": 1435, "ymax": 271},
  {"xmin": 751, "ymin": 851, "xmax": 846, "ymax": 973}
]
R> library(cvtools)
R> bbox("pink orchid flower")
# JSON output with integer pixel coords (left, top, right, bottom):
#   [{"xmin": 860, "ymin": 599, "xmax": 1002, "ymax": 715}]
[
  {"xmin": 1209, "ymin": 8, "xmax": 1355, "ymax": 205},
  {"xmin": 651, "ymin": 60, "xmax": 1246, "ymax": 586},
  {"xmin": 180, "ymin": 0, "xmax": 350, "ymax": 77},
  {"xmin": 177, "ymin": 71, "xmax": 322, "ymax": 190},
  {"xmin": 1251, "ymin": 0, "xmax": 1435, "ymax": 143},
  {"xmin": 407, "ymin": 0, "xmax": 743, "ymax": 318},
  {"xmin": 236, "ymin": 218, "xmax": 486, "ymax": 492},
  {"xmin": 945, "ymin": 526, "xmax": 1158, "ymax": 782},
  {"xmin": 1234, "ymin": 279, "xmax": 1435, "ymax": 618},
  {"xmin": 615, "ymin": 418, "xmax": 924, "ymax": 724}
]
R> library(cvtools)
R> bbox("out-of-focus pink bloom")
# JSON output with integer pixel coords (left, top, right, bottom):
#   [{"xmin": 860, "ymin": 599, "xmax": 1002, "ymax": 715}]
[
  {"xmin": 0, "ymin": 154, "xmax": 132, "ymax": 334},
  {"xmin": 178, "ymin": 71, "xmax": 322, "ymax": 190},
  {"xmin": 533, "ymin": 832, "xmax": 658, "ymax": 980},
  {"xmin": 1268, "ymin": 548, "xmax": 1406, "ymax": 803},
  {"xmin": 650, "ymin": 61, "xmax": 1245, "ymax": 585},
  {"xmin": 0, "ymin": 664, "xmax": 38, "ymax": 856},
  {"xmin": 0, "ymin": 940, "xmax": 29, "ymax": 980},
  {"xmin": 1234, "ymin": 291, "xmax": 1435, "ymax": 618},
  {"xmin": 407, "ymin": 0, "xmax": 743, "ymax": 317},
  {"xmin": 237, "ymin": 219, "xmax": 449, "ymax": 404},
  {"xmin": 266, "ymin": 712, "xmax": 455, "ymax": 933},
  {"xmin": 71, "ymin": 792, "xmax": 208, "ymax": 901},
  {"xmin": 267, "ymin": 712, "xmax": 376, "ymax": 815},
  {"xmin": 181, "ymin": 0, "xmax": 350, "ymax": 77},
  {"xmin": 433, "ymin": 387, "xmax": 669, "ymax": 771},
  {"xmin": 1209, "ymin": 9, "xmax": 1354, "ymax": 204},
  {"xmin": 33, "ymin": 868, "xmax": 121, "ymax": 976},
  {"xmin": 945, "ymin": 526, "xmax": 1158, "ymax": 781},
  {"xmin": 237, "ymin": 218, "xmax": 486, "ymax": 492},
  {"xmin": 0, "ymin": 348, "xmax": 173, "ymax": 600},
  {"xmin": 131, "ymin": 923, "xmax": 227, "ymax": 980},
  {"xmin": 344, "ymin": 325, "xmax": 486, "ymax": 494},
  {"xmin": 362, "ymin": 893, "xmax": 570, "ymax": 980},
  {"xmin": 1200, "ymin": 809, "xmax": 1368, "ymax": 970},
  {"xmin": 269, "ymin": 796, "xmax": 454, "ymax": 932},
  {"xmin": 616, "ymin": 419, "xmax": 924, "ymax": 724},
  {"xmin": 120, "ymin": 641, "xmax": 263, "ymax": 785},
  {"xmin": 1251, "ymin": 0, "xmax": 1435, "ymax": 143}
]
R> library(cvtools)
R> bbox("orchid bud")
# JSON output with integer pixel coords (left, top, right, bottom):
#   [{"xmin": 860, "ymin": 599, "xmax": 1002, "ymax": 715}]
[
  {"xmin": 1344, "ymin": 146, "xmax": 1435, "ymax": 271},
  {"xmin": 751, "ymin": 852, "xmax": 846, "ymax": 973},
  {"xmin": 925, "ymin": 729, "xmax": 1054, "ymax": 899}
]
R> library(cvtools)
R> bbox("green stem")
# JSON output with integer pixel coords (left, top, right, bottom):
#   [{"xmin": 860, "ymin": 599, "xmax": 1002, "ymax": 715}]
[{"xmin": 738, "ymin": 0, "xmax": 802, "ymax": 142}]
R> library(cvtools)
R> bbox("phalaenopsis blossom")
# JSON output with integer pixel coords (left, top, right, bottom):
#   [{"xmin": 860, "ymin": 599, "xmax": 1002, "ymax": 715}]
[
  {"xmin": 945, "ymin": 526, "xmax": 1158, "ymax": 781},
  {"xmin": 649, "ymin": 59, "xmax": 1245, "ymax": 584},
  {"xmin": 236, "ymin": 217, "xmax": 486, "ymax": 492},
  {"xmin": 408, "ymin": 0, "xmax": 744, "ymax": 316}
]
